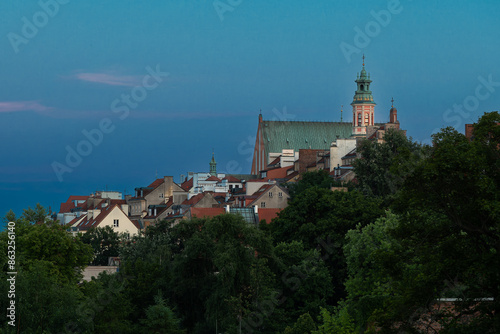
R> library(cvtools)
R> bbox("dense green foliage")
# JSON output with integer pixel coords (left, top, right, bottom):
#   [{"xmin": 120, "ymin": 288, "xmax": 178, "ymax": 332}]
[
  {"xmin": 79, "ymin": 226, "xmax": 124, "ymax": 266},
  {"xmin": 1, "ymin": 112, "xmax": 498, "ymax": 333}
]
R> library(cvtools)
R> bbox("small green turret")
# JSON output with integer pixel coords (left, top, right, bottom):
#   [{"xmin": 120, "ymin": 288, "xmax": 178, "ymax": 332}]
[{"xmin": 209, "ymin": 152, "xmax": 217, "ymax": 176}]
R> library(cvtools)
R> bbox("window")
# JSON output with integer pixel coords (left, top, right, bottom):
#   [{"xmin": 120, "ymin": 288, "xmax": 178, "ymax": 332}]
[
  {"xmin": 113, "ymin": 219, "xmax": 119, "ymax": 227},
  {"xmin": 278, "ymin": 192, "xmax": 283, "ymax": 198},
  {"xmin": 261, "ymin": 202, "xmax": 266, "ymax": 208},
  {"xmin": 268, "ymin": 192, "xmax": 273, "ymax": 198},
  {"xmin": 159, "ymin": 193, "xmax": 164, "ymax": 198}
]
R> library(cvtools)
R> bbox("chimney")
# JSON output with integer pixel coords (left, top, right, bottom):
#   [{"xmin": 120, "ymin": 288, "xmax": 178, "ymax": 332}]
[{"xmin": 164, "ymin": 176, "xmax": 174, "ymax": 198}]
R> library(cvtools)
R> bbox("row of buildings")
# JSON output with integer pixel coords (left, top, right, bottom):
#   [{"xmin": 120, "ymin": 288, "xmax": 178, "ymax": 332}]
[{"xmin": 58, "ymin": 58, "xmax": 405, "ymax": 237}]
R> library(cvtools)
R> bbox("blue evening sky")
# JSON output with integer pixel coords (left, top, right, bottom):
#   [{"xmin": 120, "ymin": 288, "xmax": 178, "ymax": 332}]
[{"xmin": 0, "ymin": 0, "xmax": 499, "ymax": 220}]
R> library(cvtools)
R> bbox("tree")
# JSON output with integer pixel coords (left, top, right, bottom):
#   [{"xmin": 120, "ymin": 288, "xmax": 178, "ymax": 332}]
[
  {"xmin": 282, "ymin": 312, "xmax": 317, "ymax": 334},
  {"xmin": 0, "ymin": 221, "xmax": 93, "ymax": 284},
  {"xmin": 341, "ymin": 115, "xmax": 500, "ymax": 332},
  {"xmin": 0, "ymin": 261, "xmax": 91, "ymax": 333},
  {"xmin": 2, "ymin": 210, "xmax": 17, "ymax": 224},
  {"xmin": 139, "ymin": 292, "xmax": 185, "ymax": 334},
  {"xmin": 269, "ymin": 188, "xmax": 384, "ymax": 303},
  {"xmin": 267, "ymin": 241, "xmax": 333, "ymax": 332},
  {"xmin": 285, "ymin": 170, "xmax": 334, "ymax": 199},
  {"xmin": 313, "ymin": 306, "xmax": 356, "ymax": 334},
  {"xmin": 354, "ymin": 128, "xmax": 428, "ymax": 199},
  {"xmin": 79, "ymin": 226, "xmax": 123, "ymax": 265},
  {"xmin": 169, "ymin": 214, "xmax": 275, "ymax": 333},
  {"xmin": 342, "ymin": 212, "xmax": 402, "ymax": 331},
  {"xmin": 21, "ymin": 203, "xmax": 51, "ymax": 224},
  {"xmin": 80, "ymin": 272, "xmax": 134, "ymax": 334}
]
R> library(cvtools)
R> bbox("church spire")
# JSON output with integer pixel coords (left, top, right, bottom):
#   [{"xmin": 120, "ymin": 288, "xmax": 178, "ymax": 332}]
[
  {"xmin": 390, "ymin": 97, "xmax": 399, "ymax": 124},
  {"xmin": 351, "ymin": 56, "xmax": 376, "ymax": 136},
  {"xmin": 209, "ymin": 151, "xmax": 217, "ymax": 176}
]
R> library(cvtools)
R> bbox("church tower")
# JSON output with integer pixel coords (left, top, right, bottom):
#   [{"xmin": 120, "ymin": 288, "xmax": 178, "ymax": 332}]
[
  {"xmin": 209, "ymin": 152, "xmax": 217, "ymax": 176},
  {"xmin": 351, "ymin": 55, "xmax": 376, "ymax": 136}
]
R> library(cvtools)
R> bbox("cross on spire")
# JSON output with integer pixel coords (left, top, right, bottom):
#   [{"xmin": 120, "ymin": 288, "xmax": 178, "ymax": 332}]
[
  {"xmin": 362, "ymin": 54, "xmax": 365, "ymax": 67},
  {"xmin": 391, "ymin": 97, "xmax": 394, "ymax": 107}
]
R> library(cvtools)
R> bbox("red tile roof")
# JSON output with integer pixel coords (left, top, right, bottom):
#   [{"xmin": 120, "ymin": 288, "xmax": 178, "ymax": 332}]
[
  {"xmin": 205, "ymin": 175, "xmax": 221, "ymax": 182},
  {"xmin": 190, "ymin": 207, "xmax": 225, "ymax": 218},
  {"xmin": 266, "ymin": 166, "xmax": 290, "ymax": 179},
  {"xmin": 258, "ymin": 208, "xmax": 282, "ymax": 224},
  {"xmin": 252, "ymin": 184, "xmax": 274, "ymax": 196},
  {"xmin": 285, "ymin": 171, "xmax": 299, "ymax": 181},
  {"xmin": 130, "ymin": 219, "xmax": 141, "ymax": 230},
  {"xmin": 66, "ymin": 215, "xmax": 82, "ymax": 227},
  {"xmin": 59, "ymin": 195, "xmax": 89, "ymax": 213},
  {"xmin": 182, "ymin": 193, "xmax": 207, "ymax": 206},
  {"xmin": 181, "ymin": 178, "xmax": 193, "ymax": 191},
  {"xmin": 148, "ymin": 178, "xmax": 164, "ymax": 189},
  {"xmin": 74, "ymin": 204, "xmax": 137, "ymax": 232},
  {"xmin": 223, "ymin": 175, "xmax": 241, "ymax": 183},
  {"xmin": 267, "ymin": 157, "xmax": 281, "ymax": 167},
  {"xmin": 143, "ymin": 198, "xmax": 174, "ymax": 219}
]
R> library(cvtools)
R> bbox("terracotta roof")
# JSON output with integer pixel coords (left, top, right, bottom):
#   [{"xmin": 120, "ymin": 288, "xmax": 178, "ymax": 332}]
[
  {"xmin": 267, "ymin": 157, "xmax": 281, "ymax": 167},
  {"xmin": 205, "ymin": 175, "xmax": 221, "ymax": 182},
  {"xmin": 66, "ymin": 215, "xmax": 82, "ymax": 227},
  {"xmin": 223, "ymin": 175, "xmax": 241, "ymax": 183},
  {"xmin": 75, "ymin": 204, "xmax": 137, "ymax": 232},
  {"xmin": 182, "ymin": 193, "xmax": 207, "ymax": 206},
  {"xmin": 59, "ymin": 195, "xmax": 89, "ymax": 213},
  {"xmin": 181, "ymin": 178, "xmax": 193, "ymax": 191},
  {"xmin": 148, "ymin": 178, "xmax": 164, "ymax": 188},
  {"xmin": 285, "ymin": 171, "xmax": 299, "ymax": 181},
  {"xmin": 190, "ymin": 207, "xmax": 225, "ymax": 218},
  {"xmin": 130, "ymin": 219, "xmax": 141, "ymax": 230},
  {"xmin": 252, "ymin": 184, "xmax": 274, "ymax": 196},
  {"xmin": 143, "ymin": 198, "xmax": 173, "ymax": 219},
  {"xmin": 248, "ymin": 184, "xmax": 288, "ymax": 207},
  {"xmin": 265, "ymin": 166, "xmax": 290, "ymax": 179},
  {"xmin": 258, "ymin": 208, "xmax": 282, "ymax": 224},
  {"xmin": 76, "ymin": 205, "xmax": 116, "ymax": 231}
]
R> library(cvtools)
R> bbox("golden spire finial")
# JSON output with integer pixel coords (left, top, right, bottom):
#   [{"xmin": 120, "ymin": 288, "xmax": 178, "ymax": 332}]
[
  {"xmin": 391, "ymin": 97, "xmax": 394, "ymax": 107},
  {"xmin": 362, "ymin": 54, "xmax": 365, "ymax": 67}
]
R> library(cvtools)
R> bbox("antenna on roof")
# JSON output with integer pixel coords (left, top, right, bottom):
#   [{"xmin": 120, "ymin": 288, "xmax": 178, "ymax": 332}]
[
  {"xmin": 340, "ymin": 105, "xmax": 343, "ymax": 122},
  {"xmin": 155, "ymin": 169, "xmax": 158, "ymax": 179}
]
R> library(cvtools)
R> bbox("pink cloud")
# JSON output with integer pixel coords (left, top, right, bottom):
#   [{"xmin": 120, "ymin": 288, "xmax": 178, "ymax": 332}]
[
  {"xmin": 0, "ymin": 101, "xmax": 52, "ymax": 113},
  {"xmin": 74, "ymin": 72, "xmax": 142, "ymax": 87}
]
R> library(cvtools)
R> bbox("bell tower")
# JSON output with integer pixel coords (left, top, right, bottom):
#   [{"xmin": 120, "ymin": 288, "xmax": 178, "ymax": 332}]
[
  {"xmin": 209, "ymin": 152, "xmax": 217, "ymax": 176},
  {"xmin": 351, "ymin": 55, "xmax": 376, "ymax": 136}
]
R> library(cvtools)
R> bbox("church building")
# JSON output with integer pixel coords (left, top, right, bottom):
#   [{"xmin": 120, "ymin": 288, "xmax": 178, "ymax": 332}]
[{"xmin": 251, "ymin": 57, "xmax": 403, "ymax": 175}]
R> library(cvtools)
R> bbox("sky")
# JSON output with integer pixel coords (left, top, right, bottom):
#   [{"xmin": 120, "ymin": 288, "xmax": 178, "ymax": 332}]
[{"xmin": 0, "ymin": 0, "xmax": 499, "ymax": 221}]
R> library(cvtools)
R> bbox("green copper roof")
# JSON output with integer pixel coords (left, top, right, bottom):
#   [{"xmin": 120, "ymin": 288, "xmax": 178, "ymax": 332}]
[
  {"xmin": 261, "ymin": 120, "xmax": 353, "ymax": 153},
  {"xmin": 209, "ymin": 153, "xmax": 217, "ymax": 176},
  {"xmin": 352, "ymin": 65, "xmax": 375, "ymax": 105}
]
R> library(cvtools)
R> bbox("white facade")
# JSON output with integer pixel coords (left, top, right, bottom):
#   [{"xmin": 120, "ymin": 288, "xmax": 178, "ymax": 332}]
[{"xmin": 330, "ymin": 138, "xmax": 357, "ymax": 171}]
